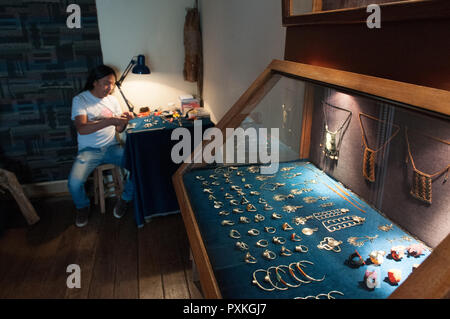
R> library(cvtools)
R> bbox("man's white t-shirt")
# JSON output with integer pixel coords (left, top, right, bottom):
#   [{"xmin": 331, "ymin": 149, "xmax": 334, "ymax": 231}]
[{"xmin": 71, "ymin": 90, "xmax": 123, "ymax": 151}]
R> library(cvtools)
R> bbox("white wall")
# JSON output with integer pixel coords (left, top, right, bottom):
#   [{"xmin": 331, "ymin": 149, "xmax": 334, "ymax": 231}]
[
  {"xmin": 199, "ymin": 0, "xmax": 287, "ymax": 123},
  {"xmin": 96, "ymin": 0, "xmax": 198, "ymax": 112}
]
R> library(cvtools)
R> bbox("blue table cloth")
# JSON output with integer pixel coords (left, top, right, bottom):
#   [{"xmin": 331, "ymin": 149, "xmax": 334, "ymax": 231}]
[
  {"xmin": 183, "ymin": 160, "xmax": 431, "ymax": 299},
  {"xmin": 124, "ymin": 115, "xmax": 214, "ymax": 227}
]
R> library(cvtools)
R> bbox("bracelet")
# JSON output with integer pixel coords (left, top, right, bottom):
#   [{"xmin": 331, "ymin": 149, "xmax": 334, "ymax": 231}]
[
  {"xmin": 266, "ymin": 266, "xmax": 288, "ymax": 290},
  {"xmin": 275, "ymin": 265, "xmax": 301, "ymax": 288},
  {"xmin": 295, "ymin": 261, "xmax": 325, "ymax": 282},
  {"xmin": 288, "ymin": 262, "xmax": 311, "ymax": 284},
  {"xmin": 252, "ymin": 269, "xmax": 275, "ymax": 291}
]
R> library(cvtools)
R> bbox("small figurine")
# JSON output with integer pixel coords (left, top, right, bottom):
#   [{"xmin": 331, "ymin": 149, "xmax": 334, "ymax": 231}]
[
  {"xmin": 364, "ymin": 268, "xmax": 380, "ymax": 290},
  {"xmin": 369, "ymin": 250, "xmax": 385, "ymax": 265},
  {"xmin": 388, "ymin": 269, "xmax": 402, "ymax": 284},
  {"xmin": 407, "ymin": 243, "xmax": 426, "ymax": 257}
]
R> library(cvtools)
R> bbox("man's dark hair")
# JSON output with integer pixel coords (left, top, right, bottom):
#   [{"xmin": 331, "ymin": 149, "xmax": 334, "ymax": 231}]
[{"xmin": 83, "ymin": 65, "xmax": 117, "ymax": 91}]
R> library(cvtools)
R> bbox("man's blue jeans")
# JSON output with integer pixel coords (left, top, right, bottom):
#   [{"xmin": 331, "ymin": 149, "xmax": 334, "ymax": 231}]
[{"xmin": 68, "ymin": 143, "xmax": 134, "ymax": 209}]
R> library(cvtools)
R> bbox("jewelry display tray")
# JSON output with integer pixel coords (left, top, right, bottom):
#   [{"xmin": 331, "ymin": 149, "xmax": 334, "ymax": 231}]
[
  {"xmin": 182, "ymin": 160, "xmax": 430, "ymax": 299},
  {"xmin": 172, "ymin": 60, "xmax": 450, "ymax": 298}
]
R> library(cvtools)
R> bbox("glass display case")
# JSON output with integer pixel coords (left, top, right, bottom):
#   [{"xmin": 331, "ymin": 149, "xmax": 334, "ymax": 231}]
[{"xmin": 172, "ymin": 59, "xmax": 450, "ymax": 299}]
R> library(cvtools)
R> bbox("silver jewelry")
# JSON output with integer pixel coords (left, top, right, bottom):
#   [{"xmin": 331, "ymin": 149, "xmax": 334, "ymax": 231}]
[
  {"xmin": 244, "ymin": 184, "xmax": 252, "ymax": 189},
  {"xmin": 244, "ymin": 252, "xmax": 257, "ymax": 264},
  {"xmin": 266, "ymin": 266, "xmax": 287, "ymax": 290},
  {"xmin": 214, "ymin": 201, "xmax": 223, "ymax": 209},
  {"xmin": 319, "ymin": 202, "xmax": 334, "ymax": 208},
  {"xmin": 240, "ymin": 196, "xmax": 249, "ymax": 205},
  {"xmin": 248, "ymin": 229, "xmax": 260, "ymax": 236},
  {"xmin": 239, "ymin": 216, "xmax": 250, "ymax": 223},
  {"xmin": 263, "ymin": 204, "xmax": 273, "ymax": 211},
  {"xmin": 195, "ymin": 175, "xmax": 205, "ymax": 181},
  {"xmin": 262, "ymin": 250, "xmax": 277, "ymax": 261},
  {"xmin": 272, "ymin": 236, "xmax": 286, "ymax": 245},
  {"xmin": 252, "ymin": 269, "xmax": 275, "ymax": 292},
  {"xmin": 221, "ymin": 220, "xmax": 235, "ymax": 226},
  {"xmin": 256, "ymin": 239, "xmax": 269, "ymax": 247},
  {"xmin": 276, "ymin": 265, "xmax": 301, "ymax": 288},
  {"xmin": 203, "ymin": 188, "xmax": 213, "ymax": 194},
  {"xmin": 232, "ymin": 208, "xmax": 244, "ymax": 214},
  {"xmin": 313, "ymin": 208, "xmax": 349, "ymax": 221},
  {"xmin": 229, "ymin": 229, "xmax": 241, "ymax": 239},
  {"xmin": 235, "ymin": 241, "xmax": 249, "ymax": 251},
  {"xmin": 322, "ymin": 215, "xmax": 365, "ymax": 232},
  {"xmin": 271, "ymin": 212, "xmax": 282, "ymax": 219},
  {"xmin": 224, "ymin": 193, "xmax": 234, "ymax": 199},
  {"xmin": 246, "ymin": 204, "xmax": 257, "ymax": 212},
  {"xmin": 282, "ymin": 205, "xmax": 303, "ymax": 213},
  {"xmin": 290, "ymin": 233, "xmax": 302, "ymax": 242},
  {"xmin": 282, "ymin": 222, "xmax": 293, "ymax": 231},
  {"xmin": 280, "ymin": 246, "xmax": 293, "ymax": 256},
  {"xmin": 218, "ymin": 210, "xmax": 230, "ymax": 216},
  {"xmin": 258, "ymin": 198, "xmax": 267, "ymax": 204},
  {"xmin": 303, "ymin": 196, "xmax": 318, "ymax": 204},
  {"xmin": 317, "ymin": 237, "xmax": 342, "ymax": 252},
  {"xmin": 254, "ymin": 214, "xmax": 265, "ymax": 222},
  {"xmin": 249, "ymin": 191, "xmax": 260, "ymax": 196},
  {"xmin": 273, "ymin": 194, "xmax": 294, "ymax": 201},
  {"xmin": 302, "ymin": 227, "xmax": 318, "ymax": 236},
  {"xmin": 202, "ymin": 181, "xmax": 209, "ymax": 186},
  {"xmin": 295, "ymin": 245, "xmax": 309, "ymax": 253},
  {"xmin": 264, "ymin": 226, "xmax": 276, "ymax": 234},
  {"xmin": 229, "ymin": 199, "xmax": 239, "ymax": 206}
]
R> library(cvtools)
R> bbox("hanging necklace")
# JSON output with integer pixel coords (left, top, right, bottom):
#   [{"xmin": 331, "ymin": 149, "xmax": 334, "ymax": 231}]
[
  {"xmin": 322, "ymin": 101, "xmax": 352, "ymax": 160},
  {"xmin": 405, "ymin": 127, "xmax": 449, "ymax": 204},
  {"xmin": 358, "ymin": 113, "xmax": 400, "ymax": 182}
]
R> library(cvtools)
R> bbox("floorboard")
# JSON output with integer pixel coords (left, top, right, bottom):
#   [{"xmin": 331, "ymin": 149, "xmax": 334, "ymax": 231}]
[{"xmin": 0, "ymin": 196, "xmax": 202, "ymax": 299}]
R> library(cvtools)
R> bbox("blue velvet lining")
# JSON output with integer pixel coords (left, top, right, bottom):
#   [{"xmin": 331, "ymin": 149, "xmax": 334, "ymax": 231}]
[{"xmin": 183, "ymin": 160, "xmax": 430, "ymax": 299}]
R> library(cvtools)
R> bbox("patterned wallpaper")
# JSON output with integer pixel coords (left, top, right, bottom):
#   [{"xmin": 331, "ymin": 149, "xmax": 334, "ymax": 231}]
[{"xmin": 0, "ymin": 0, "xmax": 103, "ymax": 183}]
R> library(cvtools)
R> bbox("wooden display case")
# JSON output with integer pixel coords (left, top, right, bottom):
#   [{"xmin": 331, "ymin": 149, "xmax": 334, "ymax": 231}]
[{"xmin": 172, "ymin": 59, "xmax": 450, "ymax": 299}]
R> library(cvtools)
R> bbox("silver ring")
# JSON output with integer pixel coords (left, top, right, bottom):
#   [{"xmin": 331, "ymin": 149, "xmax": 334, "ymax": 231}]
[
  {"xmin": 221, "ymin": 220, "xmax": 235, "ymax": 226},
  {"xmin": 239, "ymin": 216, "xmax": 250, "ymax": 224},
  {"xmin": 229, "ymin": 199, "xmax": 239, "ymax": 206},
  {"xmin": 295, "ymin": 245, "xmax": 309, "ymax": 253},
  {"xmin": 254, "ymin": 214, "xmax": 265, "ymax": 222},
  {"xmin": 280, "ymin": 246, "xmax": 293, "ymax": 256},
  {"xmin": 256, "ymin": 239, "xmax": 269, "ymax": 247},
  {"xmin": 273, "ymin": 236, "xmax": 286, "ymax": 245},
  {"xmin": 229, "ymin": 229, "xmax": 241, "ymax": 239},
  {"xmin": 248, "ymin": 229, "xmax": 260, "ymax": 236},
  {"xmin": 271, "ymin": 213, "xmax": 282, "ymax": 219},
  {"xmin": 262, "ymin": 249, "xmax": 277, "ymax": 260},
  {"xmin": 244, "ymin": 252, "xmax": 257, "ymax": 264},
  {"xmin": 264, "ymin": 226, "xmax": 276, "ymax": 234},
  {"xmin": 235, "ymin": 241, "xmax": 249, "ymax": 251},
  {"xmin": 232, "ymin": 208, "xmax": 244, "ymax": 214}
]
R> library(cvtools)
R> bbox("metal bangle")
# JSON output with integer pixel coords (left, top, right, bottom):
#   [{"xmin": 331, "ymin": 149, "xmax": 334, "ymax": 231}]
[
  {"xmin": 288, "ymin": 262, "xmax": 311, "ymax": 284},
  {"xmin": 328, "ymin": 290, "xmax": 344, "ymax": 299},
  {"xmin": 266, "ymin": 266, "xmax": 288, "ymax": 290},
  {"xmin": 276, "ymin": 265, "xmax": 301, "ymax": 288},
  {"xmin": 252, "ymin": 269, "xmax": 275, "ymax": 292},
  {"xmin": 296, "ymin": 261, "xmax": 325, "ymax": 282}
]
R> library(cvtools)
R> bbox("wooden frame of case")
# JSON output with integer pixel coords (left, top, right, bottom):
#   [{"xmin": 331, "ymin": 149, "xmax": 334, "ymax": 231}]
[
  {"xmin": 172, "ymin": 59, "xmax": 450, "ymax": 299},
  {"xmin": 281, "ymin": 0, "xmax": 450, "ymax": 27}
]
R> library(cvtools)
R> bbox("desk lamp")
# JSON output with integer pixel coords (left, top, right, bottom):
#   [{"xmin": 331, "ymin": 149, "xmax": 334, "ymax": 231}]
[{"xmin": 115, "ymin": 55, "xmax": 150, "ymax": 113}]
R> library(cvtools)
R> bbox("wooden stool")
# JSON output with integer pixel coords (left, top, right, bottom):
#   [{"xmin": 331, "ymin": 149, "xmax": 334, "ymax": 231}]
[
  {"xmin": 0, "ymin": 168, "xmax": 40, "ymax": 225},
  {"xmin": 93, "ymin": 164, "xmax": 123, "ymax": 214}
]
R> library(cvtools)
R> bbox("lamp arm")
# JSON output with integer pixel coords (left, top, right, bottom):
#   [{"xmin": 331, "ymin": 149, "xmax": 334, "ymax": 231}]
[
  {"xmin": 116, "ymin": 82, "xmax": 134, "ymax": 113},
  {"xmin": 116, "ymin": 57, "xmax": 136, "ymax": 85}
]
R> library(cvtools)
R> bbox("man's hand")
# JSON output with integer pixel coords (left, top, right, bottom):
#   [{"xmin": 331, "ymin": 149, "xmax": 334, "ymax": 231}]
[{"xmin": 121, "ymin": 111, "xmax": 135, "ymax": 120}]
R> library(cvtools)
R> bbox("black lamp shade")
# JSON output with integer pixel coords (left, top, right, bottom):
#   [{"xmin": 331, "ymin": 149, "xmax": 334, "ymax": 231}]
[{"xmin": 132, "ymin": 55, "xmax": 150, "ymax": 74}]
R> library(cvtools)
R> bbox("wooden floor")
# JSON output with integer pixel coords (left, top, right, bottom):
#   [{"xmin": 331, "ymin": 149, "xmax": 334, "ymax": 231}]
[{"xmin": 0, "ymin": 196, "xmax": 203, "ymax": 299}]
